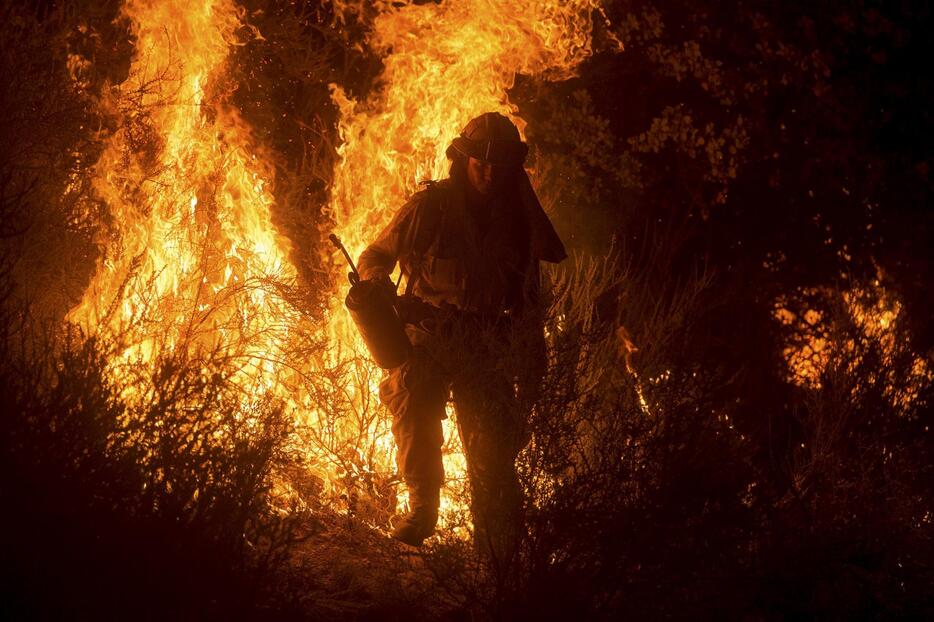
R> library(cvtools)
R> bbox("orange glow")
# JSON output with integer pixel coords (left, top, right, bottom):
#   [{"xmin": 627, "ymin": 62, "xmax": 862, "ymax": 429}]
[
  {"xmin": 68, "ymin": 0, "xmax": 607, "ymax": 535},
  {"xmin": 326, "ymin": 0, "xmax": 608, "ymax": 529},
  {"xmin": 777, "ymin": 282, "xmax": 930, "ymax": 407},
  {"xmin": 67, "ymin": 0, "xmax": 320, "ymax": 489},
  {"xmin": 75, "ymin": 5, "xmax": 293, "ymax": 370}
]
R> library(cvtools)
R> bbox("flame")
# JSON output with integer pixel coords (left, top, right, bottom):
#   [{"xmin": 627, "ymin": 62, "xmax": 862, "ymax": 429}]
[
  {"xmin": 777, "ymin": 281, "xmax": 930, "ymax": 409},
  {"xmin": 66, "ymin": 0, "xmax": 314, "ymax": 486},
  {"xmin": 328, "ymin": 0, "xmax": 604, "ymax": 262},
  {"xmin": 70, "ymin": 0, "xmax": 294, "ymax": 371},
  {"xmin": 69, "ymin": 0, "xmax": 607, "ymax": 536},
  {"xmin": 326, "ymin": 0, "xmax": 607, "ymax": 528}
]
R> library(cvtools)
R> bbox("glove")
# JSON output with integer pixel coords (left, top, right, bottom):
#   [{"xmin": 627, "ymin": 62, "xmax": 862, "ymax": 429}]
[{"xmin": 373, "ymin": 274, "xmax": 397, "ymax": 299}]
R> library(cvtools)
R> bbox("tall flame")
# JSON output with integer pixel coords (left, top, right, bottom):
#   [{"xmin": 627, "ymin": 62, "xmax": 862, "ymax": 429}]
[
  {"xmin": 69, "ymin": 0, "xmax": 607, "ymax": 534},
  {"xmin": 329, "ymin": 0, "xmax": 604, "ymax": 262},
  {"xmin": 327, "ymin": 0, "xmax": 607, "ymax": 527},
  {"xmin": 70, "ymin": 0, "xmax": 296, "ymax": 398}
]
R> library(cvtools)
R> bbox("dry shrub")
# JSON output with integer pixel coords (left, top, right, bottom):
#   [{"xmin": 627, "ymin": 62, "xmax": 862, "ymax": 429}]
[
  {"xmin": 420, "ymin": 251, "xmax": 932, "ymax": 620},
  {"xmin": 0, "ymin": 285, "xmax": 308, "ymax": 619},
  {"xmin": 293, "ymin": 350, "xmax": 399, "ymax": 529},
  {"xmin": 410, "ymin": 248, "xmax": 737, "ymax": 619},
  {"xmin": 759, "ymin": 285, "xmax": 934, "ymax": 620}
]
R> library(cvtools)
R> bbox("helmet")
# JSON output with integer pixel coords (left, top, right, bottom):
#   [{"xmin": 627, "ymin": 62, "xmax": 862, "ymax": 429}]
[{"xmin": 446, "ymin": 112, "xmax": 529, "ymax": 167}]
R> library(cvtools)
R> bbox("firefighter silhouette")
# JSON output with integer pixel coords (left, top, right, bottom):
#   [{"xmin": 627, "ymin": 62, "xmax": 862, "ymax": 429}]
[{"xmin": 356, "ymin": 113, "xmax": 566, "ymax": 559}]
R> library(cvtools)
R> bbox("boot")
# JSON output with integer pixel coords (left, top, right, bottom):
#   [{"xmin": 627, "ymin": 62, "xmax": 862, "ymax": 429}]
[{"xmin": 392, "ymin": 487, "xmax": 440, "ymax": 547}]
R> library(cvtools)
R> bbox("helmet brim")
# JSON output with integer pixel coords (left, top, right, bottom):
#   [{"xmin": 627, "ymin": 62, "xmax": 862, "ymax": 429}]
[{"xmin": 448, "ymin": 135, "xmax": 528, "ymax": 167}]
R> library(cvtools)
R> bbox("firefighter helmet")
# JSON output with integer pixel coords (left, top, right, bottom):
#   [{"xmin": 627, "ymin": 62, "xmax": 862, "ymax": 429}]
[{"xmin": 446, "ymin": 112, "xmax": 528, "ymax": 167}]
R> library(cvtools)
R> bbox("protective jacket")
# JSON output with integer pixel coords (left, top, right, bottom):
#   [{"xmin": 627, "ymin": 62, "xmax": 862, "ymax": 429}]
[{"xmin": 358, "ymin": 175, "xmax": 565, "ymax": 316}]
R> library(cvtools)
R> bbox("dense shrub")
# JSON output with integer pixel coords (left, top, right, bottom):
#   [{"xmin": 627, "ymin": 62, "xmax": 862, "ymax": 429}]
[{"xmin": 0, "ymin": 304, "xmax": 305, "ymax": 619}]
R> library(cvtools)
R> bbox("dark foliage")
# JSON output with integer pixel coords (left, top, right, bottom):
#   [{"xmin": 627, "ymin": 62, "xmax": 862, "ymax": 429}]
[
  {"xmin": 457, "ymin": 0, "xmax": 934, "ymax": 617},
  {"xmin": 0, "ymin": 318, "xmax": 301, "ymax": 620}
]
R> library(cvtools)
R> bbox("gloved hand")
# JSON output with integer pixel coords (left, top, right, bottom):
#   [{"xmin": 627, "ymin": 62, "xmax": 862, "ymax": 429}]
[{"xmin": 369, "ymin": 273, "xmax": 397, "ymax": 300}]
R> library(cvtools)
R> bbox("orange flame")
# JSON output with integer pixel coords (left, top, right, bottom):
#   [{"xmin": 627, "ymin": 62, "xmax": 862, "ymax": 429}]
[
  {"xmin": 326, "ymin": 0, "xmax": 608, "ymax": 529},
  {"xmin": 776, "ymin": 280, "xmax": 930, "ymax": 411},
  {"xmin": 65, "ymin": 0, "xmax": 321, "ymax": 493},
  {"xmin": 69, "ymin": 0, "xmax": 609, "ymax": 535},
  {"xmin": 70, "ymin": 0, "xmax": 294, "ymax": 373}
]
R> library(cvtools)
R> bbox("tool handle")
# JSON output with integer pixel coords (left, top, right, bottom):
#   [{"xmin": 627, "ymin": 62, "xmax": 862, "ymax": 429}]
[{"xmin": 328, "ymin": 233, "xmax": 360, "ymax": 285}]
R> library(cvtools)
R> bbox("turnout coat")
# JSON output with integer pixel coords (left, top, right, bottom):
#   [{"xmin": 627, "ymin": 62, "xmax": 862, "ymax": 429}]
[{"xmin": 357, "ymin": 173, "xmax": 566, "ymax": 317}]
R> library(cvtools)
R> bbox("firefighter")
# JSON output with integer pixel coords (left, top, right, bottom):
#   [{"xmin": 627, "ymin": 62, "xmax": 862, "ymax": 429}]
[{"xmin": 357, "ymin": 112, "xmax": 566, "ymax": 556}]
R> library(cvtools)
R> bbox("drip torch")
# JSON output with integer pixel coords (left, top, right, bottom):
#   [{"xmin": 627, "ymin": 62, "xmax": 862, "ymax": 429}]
[{"xmin": 329, "ymin": 233, "xmax": 411, "ymax": 369}]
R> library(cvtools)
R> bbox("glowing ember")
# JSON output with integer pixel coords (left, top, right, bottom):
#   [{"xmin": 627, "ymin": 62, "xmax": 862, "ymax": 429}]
[{"xmin": 776, "ymin": 280, "xmax": 930, "ymax": 409}]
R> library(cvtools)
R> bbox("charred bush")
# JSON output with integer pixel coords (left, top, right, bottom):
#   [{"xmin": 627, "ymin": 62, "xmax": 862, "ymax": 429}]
[{"xmin": 754, "ymin": 285, "xmax": 934, "ymax": 620}]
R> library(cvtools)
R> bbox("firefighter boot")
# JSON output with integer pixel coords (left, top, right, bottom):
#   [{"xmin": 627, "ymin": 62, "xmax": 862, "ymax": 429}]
[{"xmin": 392, "ymin": 486, "xmax": 440, "ymax": 546}]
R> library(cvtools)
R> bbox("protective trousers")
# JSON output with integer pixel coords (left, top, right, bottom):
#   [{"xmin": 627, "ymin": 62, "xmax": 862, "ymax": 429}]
[{"xmin": 379, "ymin": 330, "xmax": 526, "ymax": 562}]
